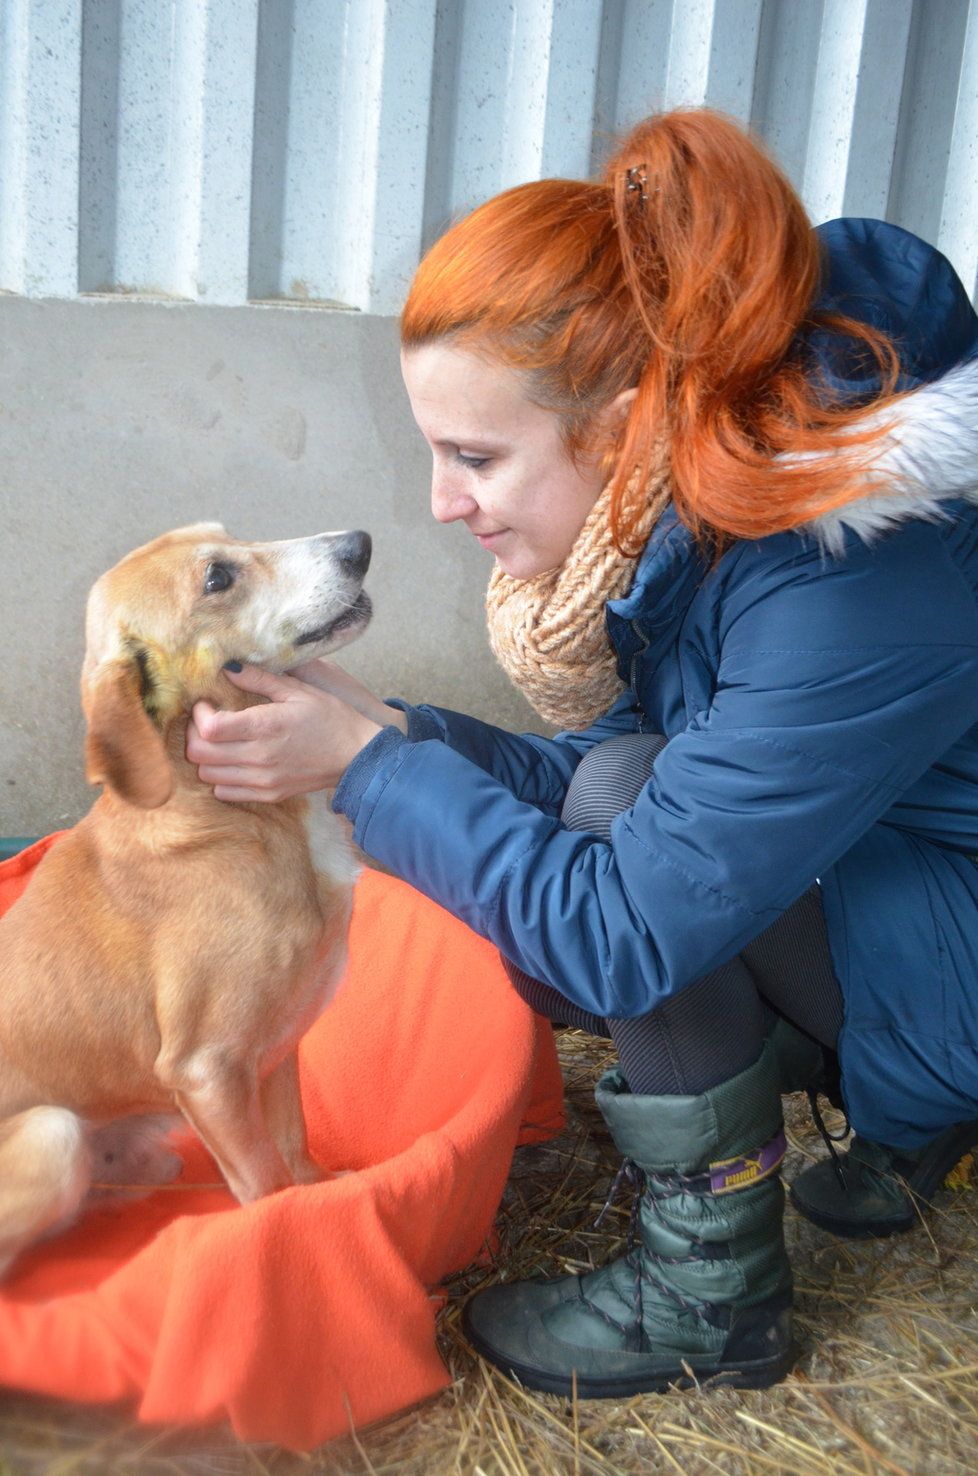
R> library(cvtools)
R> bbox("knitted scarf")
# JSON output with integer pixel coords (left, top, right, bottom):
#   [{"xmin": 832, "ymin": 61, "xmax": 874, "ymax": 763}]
[{"xmin": 485, "ymin": 472, "xmax": 670, "ymax": 729}]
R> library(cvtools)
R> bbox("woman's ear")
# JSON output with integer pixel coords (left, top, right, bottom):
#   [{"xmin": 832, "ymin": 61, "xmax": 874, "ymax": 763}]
[
  {"xmin": 606, "ymin": 386, "xmax": 638, "ymax": 424},
  {"xmin": 592, "ymin": 387, "xmax": 639, "ymax": 474},
  {"xmin": 83, "ymin": 656, "xmax": 172, "ymax": 809}
]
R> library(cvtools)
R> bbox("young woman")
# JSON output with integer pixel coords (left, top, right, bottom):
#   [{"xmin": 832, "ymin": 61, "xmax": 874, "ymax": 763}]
[{"xmin": 188, "ymin": 110, "xmax": 978, "ymax": 1396}]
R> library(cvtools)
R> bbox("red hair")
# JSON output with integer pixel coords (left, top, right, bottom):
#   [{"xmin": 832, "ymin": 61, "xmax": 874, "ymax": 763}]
[{"xmin": 401, "ymin": 109, "xmax": 899, "ymax": 554}]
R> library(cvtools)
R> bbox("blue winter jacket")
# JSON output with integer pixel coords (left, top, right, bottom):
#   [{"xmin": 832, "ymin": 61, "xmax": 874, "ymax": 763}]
[{"xmin": 335, "ymin": 220, "xmax": 978, "ymax": 1150}]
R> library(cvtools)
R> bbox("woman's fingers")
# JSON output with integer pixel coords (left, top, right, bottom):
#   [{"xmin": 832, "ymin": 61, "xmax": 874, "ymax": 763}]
[
  {"xmin": 212, "ymin": 783, "xmax": 285, "ymax": 803},
  {"xmin": 196, "ymin": 764, "xmax": 272, "ymax": 788},
  {"xmin": 222, "ymin": 664, "xmax": 305, "ymax": 698},
  {"xmin": 287, "ymin": 657, "xmax": 345, "ymax": 691},
  {"xmin": 287, "ymin": 658, "xmax": 398, "ymax": 726},
  {"xmin": 187, "ymin": 663, "xmax": 383, "ymax": 801},
  {"xmin": 190, "ymin": 700, "xmax": 270, "ymax": 746},
  {"xmin": 189, "ymin": 738, "xmax": 265, "ymax": 768}
]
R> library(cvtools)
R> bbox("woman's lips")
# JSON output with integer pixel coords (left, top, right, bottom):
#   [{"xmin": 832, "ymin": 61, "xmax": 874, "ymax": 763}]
[{"xmin": 474, "ymin": 528, "xmax": 508, "ymax": 548}]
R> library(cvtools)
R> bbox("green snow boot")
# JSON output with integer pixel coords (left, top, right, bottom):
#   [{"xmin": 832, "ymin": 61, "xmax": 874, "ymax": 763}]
[
  {"xmin": 463, "ymin": 1042, "xmax": 795, "ymax": 1397},
  {"xmin": 790, "ymin": 1121, "xmax": 978, "ymax": 1238}
]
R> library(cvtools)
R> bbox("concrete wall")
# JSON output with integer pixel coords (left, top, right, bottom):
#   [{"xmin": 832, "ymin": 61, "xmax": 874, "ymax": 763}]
[
  {"xmin": 0, "ymin": 297, "xmax": 543, "ymax": 834},
  {"xmin": 3, "ymin": 0, "xmax": 977, "ymax": 309}
]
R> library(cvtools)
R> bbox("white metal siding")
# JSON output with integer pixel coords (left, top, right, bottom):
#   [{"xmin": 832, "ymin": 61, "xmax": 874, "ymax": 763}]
[{"xmin": 1, "ymin": 0, "xmax": 976, "ymax": 313}]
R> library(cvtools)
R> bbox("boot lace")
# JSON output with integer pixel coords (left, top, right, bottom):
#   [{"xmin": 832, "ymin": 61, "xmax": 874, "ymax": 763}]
[
  {"xmin": 594, "ymin": 1156, "xmax": 644, "ymax": 1242},
  {"xmin": 806, "ymin": 1087, "xmax": 851, "ymax": 1190},
  {"xmin": 592, "ymin": 1157, "xmax": 731, "ymax": 1329}
]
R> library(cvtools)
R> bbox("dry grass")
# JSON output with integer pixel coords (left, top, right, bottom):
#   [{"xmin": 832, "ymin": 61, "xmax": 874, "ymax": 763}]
[{"xmin": 2, "ymin": 1029, "xmax": 977, "ymax": 1475}]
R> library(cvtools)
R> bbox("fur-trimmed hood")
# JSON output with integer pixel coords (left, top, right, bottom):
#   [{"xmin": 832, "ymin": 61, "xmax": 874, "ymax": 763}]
[{"xmin": 806, "ymin": 354, "xmax": 978, "ymax": 554}]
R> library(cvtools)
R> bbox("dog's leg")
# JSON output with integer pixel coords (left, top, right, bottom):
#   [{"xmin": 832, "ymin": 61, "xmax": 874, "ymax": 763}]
[
  {"xmin": 260, "ymin": 1053, "xmax": 323, "ymax": 1185},
  {"xmin": 0, "ymin": 1107, "xmax": 91, "ymax": 1279},
  {"xmin": 157, "ymin": 1052, "xmax": 293, "ymax": 1204}
]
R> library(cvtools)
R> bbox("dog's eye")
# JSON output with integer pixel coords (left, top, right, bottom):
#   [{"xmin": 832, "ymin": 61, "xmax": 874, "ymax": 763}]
[{"xmin": 203, "ymin": 562, "xmax": 235, "ymax": 595}]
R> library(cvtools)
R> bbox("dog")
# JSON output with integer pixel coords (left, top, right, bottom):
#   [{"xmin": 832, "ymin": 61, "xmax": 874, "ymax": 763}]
[{"xmin": 0, "ymin": 522, "xmax": 372, "ymax": 1278}]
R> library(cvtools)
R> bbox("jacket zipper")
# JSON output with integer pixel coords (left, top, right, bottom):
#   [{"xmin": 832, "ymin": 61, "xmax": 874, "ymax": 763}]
[{"xmin": 629, "ymin": 620, "xmax": 651, "ymax": 734}]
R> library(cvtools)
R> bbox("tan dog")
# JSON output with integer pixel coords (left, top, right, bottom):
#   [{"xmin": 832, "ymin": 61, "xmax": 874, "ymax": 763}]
[{"xmin": 0, "ymin": 522, "xmax": 372, "ymax": 1278}]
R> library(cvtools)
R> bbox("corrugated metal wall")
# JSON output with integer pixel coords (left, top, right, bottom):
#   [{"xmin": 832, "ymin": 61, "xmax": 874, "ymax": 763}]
[{"xmin": 1, "ymin": 0, "xmax": 976, "ymax": 314}]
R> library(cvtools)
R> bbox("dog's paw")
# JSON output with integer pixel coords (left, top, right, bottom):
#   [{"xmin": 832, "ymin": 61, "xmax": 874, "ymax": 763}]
[{"xmin": 88, "ymin": 1114, "xmax": 184, "ymax": 1198}]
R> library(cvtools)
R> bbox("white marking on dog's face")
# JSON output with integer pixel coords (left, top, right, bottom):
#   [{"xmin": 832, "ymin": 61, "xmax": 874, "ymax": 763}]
[
  {"xmin": 83, "ymin": 525, "xmax": 373, "ymax": 712},
  {"xmin": 200, "ymin": 530, "xmax": 373, "ymax": 669}
]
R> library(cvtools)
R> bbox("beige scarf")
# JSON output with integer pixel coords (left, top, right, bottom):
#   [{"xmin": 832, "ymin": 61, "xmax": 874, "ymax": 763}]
[{"xmin": 485, "ymin": 473, "xmax": 670, "ymax": 729}]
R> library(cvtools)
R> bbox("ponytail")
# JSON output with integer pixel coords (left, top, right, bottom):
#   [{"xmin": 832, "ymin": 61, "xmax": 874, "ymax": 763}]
[{"xmin": 402, "ymin": 109, "xmax": 900, "ymax": 553}]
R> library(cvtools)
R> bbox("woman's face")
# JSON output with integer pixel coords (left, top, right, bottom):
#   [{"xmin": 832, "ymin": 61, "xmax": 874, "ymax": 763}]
[{"xmin": 401, "ymin": 342, "xmax": 610, "ymax": 580}]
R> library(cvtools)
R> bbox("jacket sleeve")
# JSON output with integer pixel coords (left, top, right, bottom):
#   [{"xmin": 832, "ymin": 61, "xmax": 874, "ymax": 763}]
[
  {"xmin": 353, "ymin": 689, "xmax": 643, "ymax": 816},
  {"xmin": 335, "ymin": 524, "xmax": 978, "ymax": 1018}
]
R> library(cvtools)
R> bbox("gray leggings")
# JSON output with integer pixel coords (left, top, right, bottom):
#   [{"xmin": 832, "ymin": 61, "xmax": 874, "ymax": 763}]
[{"xmin": 505, "ymin": 734, "xmax": 844, "ymax": 1096}]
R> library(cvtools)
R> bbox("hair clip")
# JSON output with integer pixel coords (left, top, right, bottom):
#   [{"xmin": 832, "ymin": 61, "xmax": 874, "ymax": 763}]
[{"xmin": 625, "ymin": 165, "xmax": 648, "ymax": 203}]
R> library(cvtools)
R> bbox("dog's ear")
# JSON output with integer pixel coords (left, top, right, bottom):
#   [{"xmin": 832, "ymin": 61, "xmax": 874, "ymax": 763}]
[{"xmin": 83, "ymin": 657, "xmax": 172, "ymax": 809}]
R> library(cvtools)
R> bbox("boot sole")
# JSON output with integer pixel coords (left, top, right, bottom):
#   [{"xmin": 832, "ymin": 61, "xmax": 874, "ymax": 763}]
[
  {"xmin": 463, "ymin": 1318, "xmax": 796, "ymax": 1398},
  {"xmin": 787, "ymin": 1189, "xmax": 914, "ymax": 1239},
  {"xmin": 789, "ymin": 1119, "xmax": 978, "ymax": 1240}
]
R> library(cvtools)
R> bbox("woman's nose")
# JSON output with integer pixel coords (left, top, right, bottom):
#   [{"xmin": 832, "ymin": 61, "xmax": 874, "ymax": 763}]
[{"xmin": 430, "ymin": 467, "xmax": 479, "ymax": 525}]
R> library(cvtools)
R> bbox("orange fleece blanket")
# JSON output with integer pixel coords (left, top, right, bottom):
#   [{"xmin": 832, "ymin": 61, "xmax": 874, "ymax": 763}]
[{"xmin": 0, "ymin": 833, "xmax": 564, "ymax": 1449}]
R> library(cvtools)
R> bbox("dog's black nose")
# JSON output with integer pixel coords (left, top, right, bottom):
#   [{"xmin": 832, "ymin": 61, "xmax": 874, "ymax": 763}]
[{"xmin": 331, "ymin": 530, "xmax": 371, "ymax": 579}]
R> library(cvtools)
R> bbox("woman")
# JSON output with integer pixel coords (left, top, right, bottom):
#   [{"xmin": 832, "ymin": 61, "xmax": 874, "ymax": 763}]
[{"xmin": 188, "ymin": 110, "xmax": 978, "ymax": 1396}]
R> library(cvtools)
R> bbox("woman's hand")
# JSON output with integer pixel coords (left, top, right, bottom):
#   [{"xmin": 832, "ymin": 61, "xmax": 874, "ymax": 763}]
[
  {"xmin": 187, "ymin": 664, "xmax": 399, "ymax": 803},
  {"xmin": 286, "ymin": 657, "xmax": 408, "ymax": 732}
]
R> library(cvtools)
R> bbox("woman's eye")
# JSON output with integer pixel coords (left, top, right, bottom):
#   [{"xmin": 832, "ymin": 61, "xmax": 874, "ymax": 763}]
[
  {"xmin": 203, "ymin": 562, "xmax": 235, "ymax": 594},
  {"xmin": 456, "ymin": 451, "xmax": 490, "ymax": 469}
]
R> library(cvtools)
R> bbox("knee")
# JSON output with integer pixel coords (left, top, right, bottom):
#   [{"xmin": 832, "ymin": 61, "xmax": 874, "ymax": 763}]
[{"xmin": 562, "ymin": 733, "xmax": 665, "ymax": 835}]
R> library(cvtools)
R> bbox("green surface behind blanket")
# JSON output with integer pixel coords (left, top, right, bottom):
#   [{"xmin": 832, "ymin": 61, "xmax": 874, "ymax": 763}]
[{"xmin": 0, "ymin": 838, "xmax": 39, "ymax": 861}]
